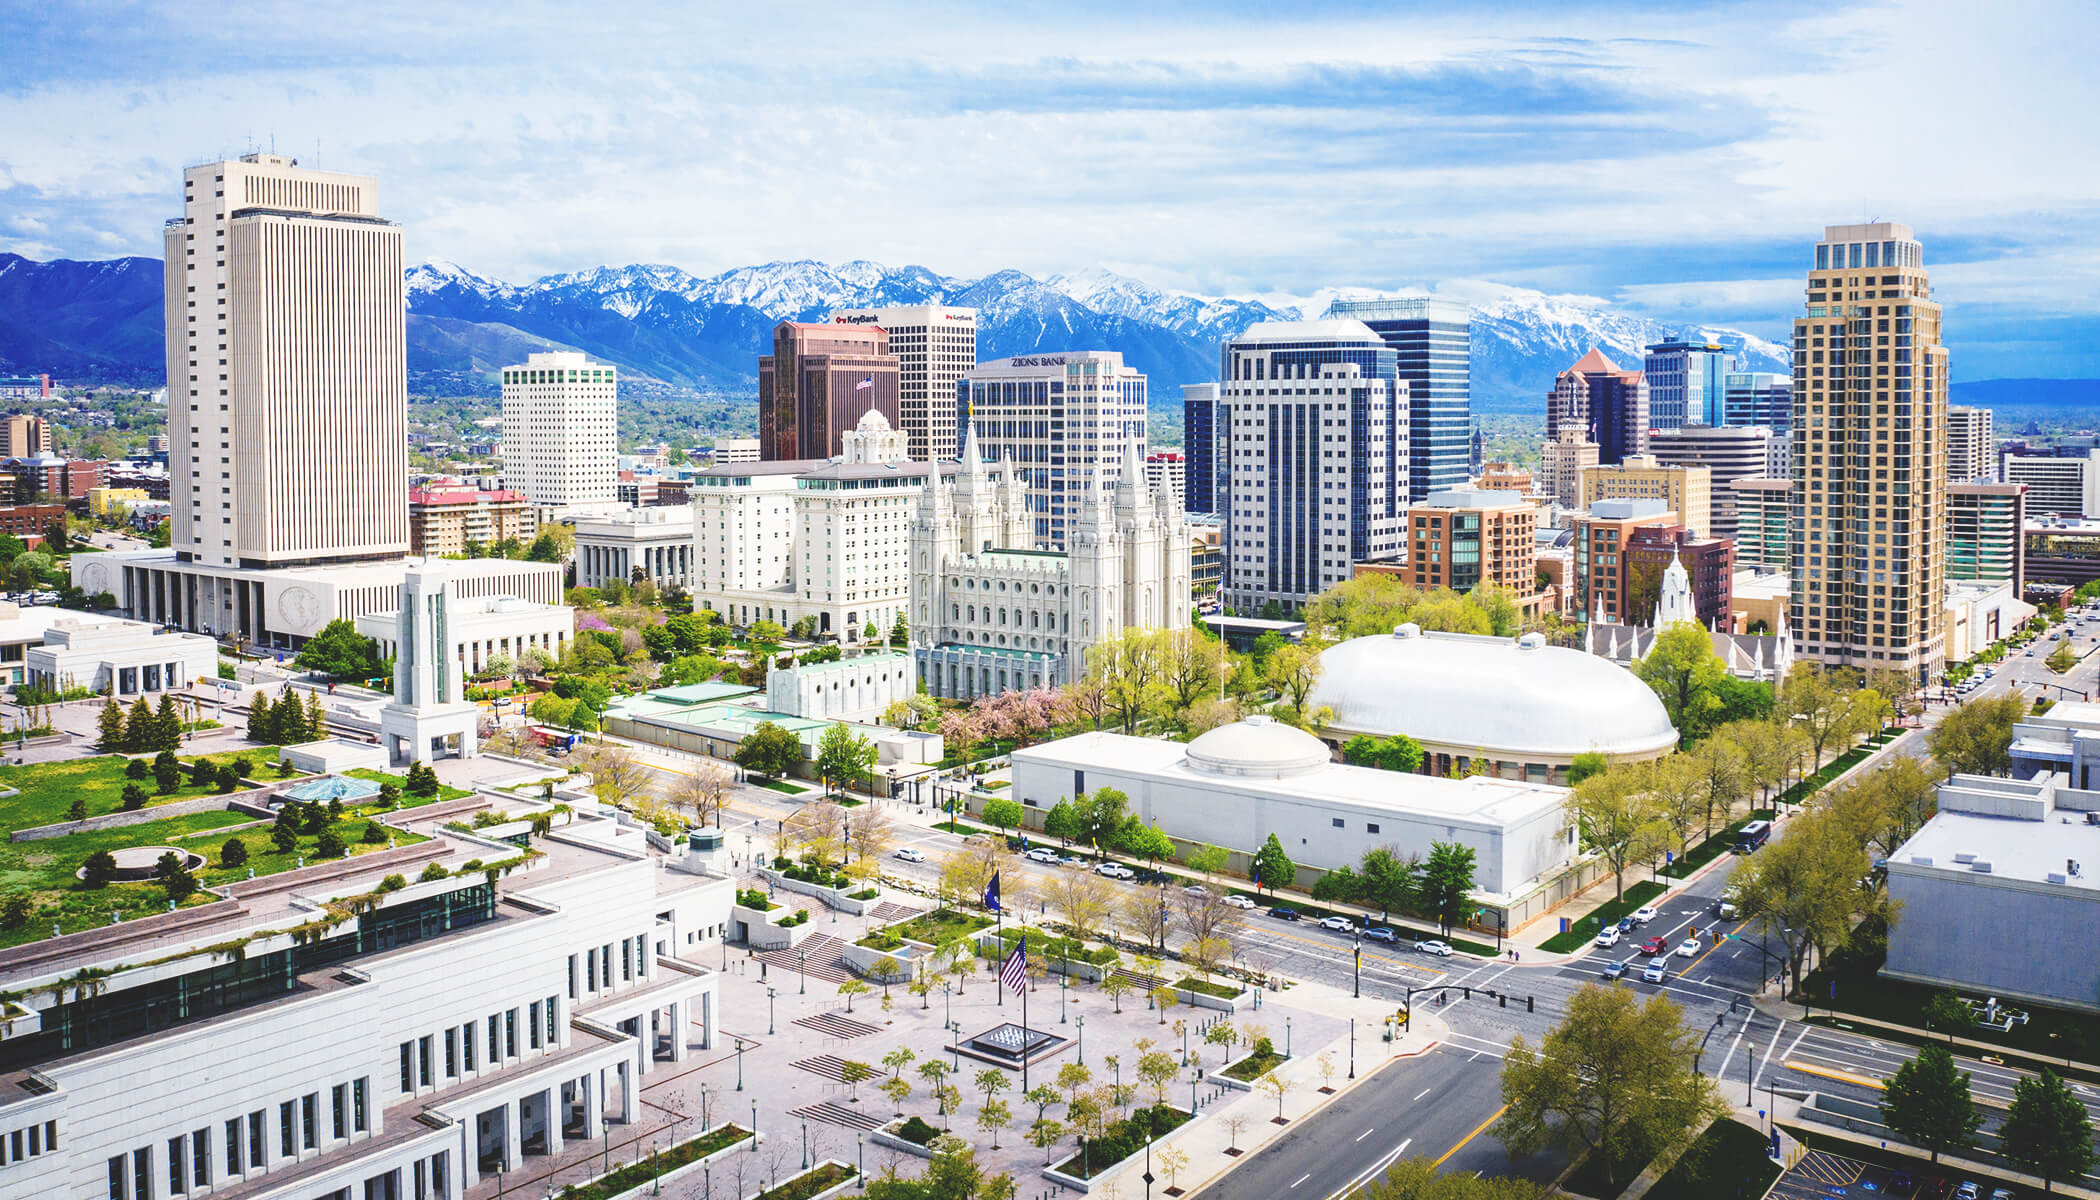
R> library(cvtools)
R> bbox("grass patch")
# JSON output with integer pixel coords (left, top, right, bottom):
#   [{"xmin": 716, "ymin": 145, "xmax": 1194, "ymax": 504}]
[
  {"xmin": 1778, "ymin": 732, "xmax": 1899, "ymax": 806},
  {"xmin": 553, "ymin": 1125, "xmax": 753, "ymax": 1199},
  {"xmin": 1801, "ymin": 941, "xmax": 2100, "ymax": 1069},
  {"xmin": 932, "ymin": 819, "xmax": 990, "ymax": 837},
  {"xmin": 1221, "ymin": 1045, "xmax": 1288, "ymax": 1082},
  {"xmin": 0, "ymin": 750, "xmax": 289, "ymax": 828},
  {"xmin": 981, "ymin": 926, "xmax": 1119, "ymax": 967},
  {"xmin": 0, "ymin": 806, "xmax": 427, "ymax": 951},
  {"xmin": 344, "ymin": 768, "xmax": 471, "ymax": 806},
  {"xmin": 1645, "ymin": 1119, "xmax": 1780, "ymax": 1200},
  {"xmin": 758, "ymin": 778, "xmax": 809, "ymax": 796},
  {"xmin": 1172, "ymin": 975, "xmax": 1242, "ymax": 999},
  {"xmin": 859, "ymin": 907, "xmax": 993, "ymax": 950},
  {"xmin": 890, "ymin": 1115, "xmax": 942, "ymax": 1146},
  {"xmin": 1661, "ymin": 814, "xmax": 1766, "ymax": 879},
  {"xmin": 1055, "ymin": 1105, "xmax": 1190, "ymax": 1179},
  {"xmin": 1541, "ymin": 879, "xmax": 1668, "ymax": 953},
  {"xmin": 751, "ymin": 1162, "xmax": 855, "ymax": 1199}
]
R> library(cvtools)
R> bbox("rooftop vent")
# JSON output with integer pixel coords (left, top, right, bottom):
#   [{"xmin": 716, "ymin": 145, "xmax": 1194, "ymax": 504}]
[
  {"xmin": 2049, "ymin": 873, "xmax": 2069, "ymax": 885},
  {"xmin": 1971, "ymin": 860, "xmax": 1993, "ymax": 874},
  {"xmin": 1912, "ymin": 855, "xmax": 1933, "ymax": 866},
  {"xmin": 1392, "ymin": 623, "xmax": 1421, "ymax": 639},
  {"xmin": 1954, "ymin": 852, "xmax": 1976, "ymax": 864},
  {"xmin": 1517, "ymin": 632, "xmax": 1547, "ymax": 650}
]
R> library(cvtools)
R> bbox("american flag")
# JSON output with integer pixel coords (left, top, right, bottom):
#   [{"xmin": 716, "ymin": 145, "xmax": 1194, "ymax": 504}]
[
  {"xmin": 855, "ymin": 376, "xmax": 874, "ymax": 392},
  {"xmin": 999, "ymin": 935, "xmax": 1028, "ymax": 995}
]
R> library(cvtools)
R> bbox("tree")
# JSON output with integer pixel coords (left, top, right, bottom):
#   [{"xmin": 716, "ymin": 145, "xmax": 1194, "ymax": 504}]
[
  {"xmin": 2002, "ymin": 1067, "xmax": 2095, "ymax": 1192},
  {"xmin": 65, "ymin": 795, "xmax": 86, "ymax": 822},
  {"xmin": 1495, "ymin": 983, "xmax": 1724, "ymax": 1189},
  {"xmin": 1076, "ymin": 788, "xmax": 1129, "ymax": 850},
  {"xmin": 156, "ymin": 850, "xmax": 198, "ymax": 901},
  {"xmin": 1569, "ymin": 762, "xmax": 1667, "ymax": 901},
  {"xmin": 1358, "ymin": 1159, "xmax": 1550, "ymax": 1199},
  {"xmin": 316, "ymin": 830, "xmax": 347, "ymax": 859},
  {"xmin": 95, "ymin": 697, "xmax": 126, "ymax": 752},
  {"xmin": 1262, "ymin": 641, "xmax": 1325, "ymax": 721},
  {"xmin": 581, "ymin": 743, "xmax": 651, "ymax": 809},
  {"xmin": 1635, "ymin": 623, "xmax": 1729, "ymax": 740},
  {"xmin": 1685, "ymin": 731, "xmax": 1749, "ymax": 842},
  {"xmin": 2048, "ymin": 638, "xmax": 2080, "ymax": 674},
  {"xmin": 295, "ymin": 618, "xmax": 382, "ymax": 681},
  {"xmin": 1420, "ymin": 841, "xmax": 1477, "ymax": 932},
  {"xmin": 1252, "ymin": 833, "xmax": 1296, "ymax": 894},
  {"xmin": 122, "ymin": 696, "xmax": 152, "ymax": 752},
  {"xmin": 1567, "ymin": 751, "xmax": 1609, "ymax": 786},
  {"xmin": 1086, "ymin": 629, "xmax": 1168, "ymax": 735},
  {"xmin": 837, "ymin": 978, "xmax": 870, "ymax": 1013},
  {"xmin": 1648, "ymin": 753, "xmax": 1710, "ymax": 863},
  {"xmin": 846, "ymin": 806, "xmax": 895, "ymax": 865},
  {"xmin": 1026, "ymin": 1118, "xmax": 1064, "ymax": 1166},
  {"xmin": 814, "ymin": 721, "xmax": 877, "ymax": 797},
  {"xmin": 1186, "ymin": 843, "xmax": 1230, "ymax": 877},
  {"xmin": 1115, "ymin": 822, "xmax": 1174, "ymax": 864},
  {"xmin": 1359, "ymin": 847, "xmax": 1419, "ymax": 920},
  {"xmin": 221, "ymin": 837, "xmax": 249, "ymax": 868},
  {"xmin": 80, "ymin": 849, "xmax": 117, "ymax": 888},
  {"xmin": 1927, "ymin": 694, "xmax": 2028, "ymax": 777},
  {"xmin": 1781, "ymin": 663, "xmax": 1857, "ymax": 765},
  {"xmin": 120, "ymin": 782, "xmax": 147, "ymax": 811},
  {"xmin": 734, "ymin": 720, "xmax": 804, "ymax": 779},
  {"xmin": 981, "ymin": 797, "xmax": 1024, "ymax": 834},
  {"xmin": 1257, "ymin": 1068, "xmax": 1295, "ymax": 1121},
  {"xmin": 668, "ymin": 761, "xmax": 732, "ymax": 829},
  {"xmin": 1049, "ymin": 868, "xmax": 1117, "ymax": 944},
  {"xmin": 1730, "ymin": 805, "xmax": 1870, "ymax": 1006},
  {"xmin": 1160, "ymin": 627, "xmax": 1225, "ymax": 718},
  {"xmin": 976, "ymin": 1097, "xmax": 1012, "ymax": 1150},
  {"xmin": 1921, "ymin": 990, "xmax": 1972, "ymax": 1046},
  {"xmin": 1136, "ymin": 1050, "xmax": 1177, "ymax": 1105},
  {"xmin": 1880, "ymin": 1044, "xmax": 1982, "ymax": 1164},
  {"xmin": 1042, "ymin": 800, "xmax": 1082, "ymax": 845},
  {"xmin": 1055, "ymin": 1061, "xmax": 1093, "ymax": 1106}
]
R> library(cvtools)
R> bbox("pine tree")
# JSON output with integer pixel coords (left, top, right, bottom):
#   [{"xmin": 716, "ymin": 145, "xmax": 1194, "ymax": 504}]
[
  {"xmin": 306, "ymin": 691, "xmax": 328, "ymax": 742},
  {"xmin": 154, "ymin": 694, "xmax": 184, "ymax": 751},
  {"xmin": 95, "ymin": 697, "xmax": 126, "ymax": 752},
  {"xmin": 123, "ymin": 696, "xmax": 153, "ymax": 753},
  {"xmin": 247, "ymin": 692, "xmax": 277, "ymax": 744}
]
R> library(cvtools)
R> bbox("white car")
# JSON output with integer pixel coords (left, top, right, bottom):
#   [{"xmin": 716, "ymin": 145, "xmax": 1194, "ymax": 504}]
[
  {"xmin": 893, "ymin": 848, "xmax": 926, "ymax": 863},
  {"xmin": 1024, "ymin": 848, "xmax": 1060, "ymax": 864},
  {"xmin": 1095, "ymin": 863, "xmax": 1136, "ymax": 880},
  {"xmin": 1595, "ymin": 927, "xmax": 1622, "ymax": 948},
  {"xmin": 1223, "ymin": 895, "xmax": 1256, "ymax": 910},
  {"xmin": 1674, "ymin": 939, "xmax": 1700, "ymax": 958},
  {"xmin": 1631, "ymin": 906, "xmax": 1659, "ymax": 924},
  {"xmin": 1642, "ymin": 961, "xmax": 1668, "ymax": 983},
  {"xmin": 1413, "ymin": 939, "xmax": 1454, "ymax": 957},
  {"xmin": 1318, "ymin": 915, "xmax": 1354, "ymax": 932},
  {"xmin": 1182, "ymin": 885, "xmax": 1210, "ymax": 897}
]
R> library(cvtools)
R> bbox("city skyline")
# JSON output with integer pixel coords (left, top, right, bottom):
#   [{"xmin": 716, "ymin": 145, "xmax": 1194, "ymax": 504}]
[{"xmin": 2, "ymin": 2, "xmax": 2097, "ymax": 379}]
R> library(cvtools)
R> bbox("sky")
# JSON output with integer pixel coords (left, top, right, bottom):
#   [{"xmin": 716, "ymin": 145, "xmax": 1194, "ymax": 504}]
[{"xmin": 3, "ymin": 0, "xmax": 2097, "ymax": 378}]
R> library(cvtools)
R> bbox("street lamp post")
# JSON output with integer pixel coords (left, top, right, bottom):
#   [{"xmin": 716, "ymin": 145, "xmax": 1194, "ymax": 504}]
[
  {"xmin": 1348, "ymin": 1018, "xmax": 1356, "ymax": 1080},
  {"xmin": 798, "ymin": 949, "xmax": 808, "ymax": 995},
  {"xmin": 735, "ymin": 1037, "xmax": 745, "ymax": 1091},
  {"xmin": 1076, "ymin": 1014, "xmax": 1085, "ymax": 1065},
  {"xmin": 767, "ymin": 987, "xmax": 777, "ymax": 1036},
  {"xmin": 1285, "ymin": 1016, "xmax": 1292, "ymax": 1057}
]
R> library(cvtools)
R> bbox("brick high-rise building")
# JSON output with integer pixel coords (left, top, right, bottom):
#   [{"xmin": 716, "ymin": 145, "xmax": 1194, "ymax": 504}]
[
  {"xmin": 1573, "ymin": 499, "xmax": 1679, "ymax": 624},
  {"xmin": 0, "ymin": 414, "xmax": 50, "ymax": 458},
  {"xmin": 1624, "ymin": 524, "xmax": 1733, "ymax": 629},
  {"xmin": 757, "ymin": 322, "xmax": 900, "ymax": 461},
  {"xmin": 1789, "ymin": 222, "xmax": 1948, "ymax": 677},
  {"xmin": 1404, "ymin": 490, "xmax": 1536, "ymax": 595},
  {"xmin": 1579, "ymin": 455, "xmax": 1713, "ymax": 539},
  {"xmin": 1548, "ymin": 349, "xmax": 1648, "ymax": 466}
]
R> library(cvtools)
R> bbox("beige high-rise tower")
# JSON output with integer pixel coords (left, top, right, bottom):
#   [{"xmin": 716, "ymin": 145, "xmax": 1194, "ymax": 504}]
[
  {"xmin": 162, "ymin": 153, "xmax": 408, "ymax": 568},
  {"xmin": 1788, "ymin": 222, "xmax": 1948, "ymax": 679}
]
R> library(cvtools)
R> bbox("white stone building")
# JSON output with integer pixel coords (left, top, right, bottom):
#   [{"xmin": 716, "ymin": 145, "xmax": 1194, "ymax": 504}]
[
  {"xmin": 573, "ymin": 507, "xmax": 695, "ymax": 594},
  {"xmin": 1011, "ymin": 715, "xmax": 1574, "ymax": 921},
  {"xmin": 959, "ymin": 351, "xmax": 1148, "ymax": 549},
  {"xmin": 358, "ymin": 591, "xmax": 574, "ymax": 679},
  {"xmin": 766, "ymin": 652, "xmax": 916, "ymax": 722},
  {"xmin": 687, "ymin": 411, "xmax": 932, "ymax": 642},
  {"xmin": 17, "ymin": 608, "xmax": 219, "ymax": 698},
  {"xmin": 501, "ymin": 351, "xmax": 618, "ymax": 509},
  {"xmin": 0, "ymin": 809, "xmax": 730, "ymax": 1199},
  {"xmin": 911, "ymin": 433, "xmax": 1192, "ymax": 700}
]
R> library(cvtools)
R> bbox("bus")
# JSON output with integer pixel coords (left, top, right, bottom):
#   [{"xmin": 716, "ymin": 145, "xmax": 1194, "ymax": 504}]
[{"xmin": 1733, "ymin": 820, "xmax": 1772, "ymax": 854}]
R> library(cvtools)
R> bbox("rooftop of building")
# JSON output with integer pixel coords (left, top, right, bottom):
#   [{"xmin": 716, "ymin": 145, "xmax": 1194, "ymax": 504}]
[
  {"xmin": 1731, "ymin": 477, "xmax": 1793, "ymax": 492},
  {"xmin": 969, "ymin": 350, "xmax": 1131, "ymax": 373},
  {"xmin": 1307, "ymin": 624, "xmax": 1678, "ymax": 758},
  {"xmin": 408, "ymin": 486, "xmax": 528, "ymax": 505},
  {"xmin": 1323, "ymin": 296, "xmax": 1471, "ymax": 322},
  {"xmin": 782, "ymin": 651, "xmax": 910, "ymax": 676},
  {"xmin": 1233, "ymin": 318, "xmax": 1382, "ymax": 345},
  {"xmin": 1586, "ymin": 498, "xmax": 1674, "ymax": 521},
  {"xmin": 1417, "ymin": 488, "xmax": 1530, "ymax": 511},
  {"xmin": 1892, "ymin": 771, "xmax": 2100, "ymax": 889}
]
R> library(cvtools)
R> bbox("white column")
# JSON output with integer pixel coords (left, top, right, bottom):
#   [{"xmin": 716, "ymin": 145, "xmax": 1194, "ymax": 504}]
[
  {"xmin": 544, "ymin": 1087, "xmax": 564, "ymax": 1156},
  {"xmin": 504, "ymin": 1103, "xmax": 522, "ymax": 1175},
  {"xmin": 670, "ymin": 999, "xmax": 691, "ymax": 1062}
]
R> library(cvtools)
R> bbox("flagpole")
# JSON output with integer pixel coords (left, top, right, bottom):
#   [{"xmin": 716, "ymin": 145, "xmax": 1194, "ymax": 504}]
[{"xmin": 1021, "ymin": 942, "xmax": 1031, "ymax": 1093}]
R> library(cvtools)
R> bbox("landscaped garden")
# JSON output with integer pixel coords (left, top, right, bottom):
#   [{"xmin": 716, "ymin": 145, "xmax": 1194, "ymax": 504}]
[
  {"xmin": 553, "ymin": 1124, "xmax": 753, "ymax": 1199},
  {"xmin": 1172, "ymin": 975, "xmax": 1241, "ymax": 999},
  {"xmin": 858, "ymin": 909, "xmax": 993, "ymax": 951},
  {"xmin": 1220, "ymin": 1039, "xmax": 1288, "ymax": 1082},
  {"xmin": 751, "ymin": 1161, "xmax": 855, "ymax": 1199},
  {"xmin": 0, "ymin": 748, "xmax": 294, "ymax": 828},
  {"xmin": 344, "ymin": 766, "xmax": 472, "ymax": 807},
  {"xmin": 1053, "ymin": 1104, "xmax": 1190, "ymax": 1179}
]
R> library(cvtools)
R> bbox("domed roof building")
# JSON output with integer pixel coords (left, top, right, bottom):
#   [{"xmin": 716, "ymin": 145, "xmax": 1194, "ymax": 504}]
[{"xmin": 1308, "ymin": 623, "xmax": 1677, "ymax": 784}]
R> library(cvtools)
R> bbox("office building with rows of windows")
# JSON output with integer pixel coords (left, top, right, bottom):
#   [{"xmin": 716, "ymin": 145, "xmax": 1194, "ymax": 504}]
[
  {"xmin": 1325, "ymin": 298, "xmax": 1471, "ymax": 501},
  {"xmin": 1642, "ymin": 335, "xmax": 1732, "ymax": 431},
  {"xmin": 501, "ymin": 352, "xmax": 618, "ymax": 510},
  {"xmin": 0, "ymin": 801, "xmax": 730, "ymax": 1200},
  {"xmin": 956, "ymin": 352, "xmax": 1146, "ymax": 550},
  {"xmin": 827, "ymin": 306, "xmax": 977, "ymax": 464}
]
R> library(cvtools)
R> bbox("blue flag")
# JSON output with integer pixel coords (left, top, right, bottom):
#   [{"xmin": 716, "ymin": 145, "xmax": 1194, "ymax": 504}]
[{"xmin": 984, "ymin": 871, "xmax": 1001, "ymax": 913}]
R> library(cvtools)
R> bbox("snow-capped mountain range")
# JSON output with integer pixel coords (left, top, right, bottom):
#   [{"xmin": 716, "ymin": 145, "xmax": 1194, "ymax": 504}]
[{"xmin": 0, "ymin": 251, "xmax": 1789, "ymax": 410}]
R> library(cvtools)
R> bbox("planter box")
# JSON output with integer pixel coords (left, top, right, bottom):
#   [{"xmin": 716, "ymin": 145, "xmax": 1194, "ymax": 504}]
[
  {"xmin": 733, "ymin": 902, "xmax": 813, "ymax": 951},
  {"xmin": 869, "ymin": 1120, "xmax": 969, "ymax": 1161},
  {"xmin": 1174, "ymin": 983, "xmax": 1253, "ymax": 1012},
  {"xmin": 742, "ymin": 1158, "xmax": 857, "ymax": 1200},
  {"xmin": 756, "ymin": 867, "xmax": 880, "ymax": 916},
  {"xmin": 582, "ymin": 1127, "xmax": 764, "ymax": 1200},
  {"xmin": 971, "ymin": 930, "xmax": 1118, "ymax": 982},
  {"xmin": 1038, "ymin": 1107, "xmax": 1198, "ymax": 1194},
  {"xmin": 840, "ymin": 938, "xmax": 934, "ymax": 983}
]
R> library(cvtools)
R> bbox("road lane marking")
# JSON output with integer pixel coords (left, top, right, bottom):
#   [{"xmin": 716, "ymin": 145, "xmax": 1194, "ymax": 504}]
[
  {"xmin": 1333, "ymin": 1139, "xmax": 1412, "ymax": 1199},
  {"xmin": 1782, "ymin": 1026, "xmax": 1810, "ymax": 1061},
  {"xmin": 1291, "ymin": 1173, "xmax": 1312, "ymax": 1188},
  {"xmin": 1680, "ymin": 923, "xmax": 1742, "ymax": 973},
  {"xmin": 1412, "ymin": 1088, "xmax": 1433, "ymax": 1101},
  {"xmin": 1357, "ymin": 1127, "xmax": 1375, "ymax": 1142},
  {"xmin": 1432, "ymin": 1105, "xmax": 1508, "ymax": 1168}
]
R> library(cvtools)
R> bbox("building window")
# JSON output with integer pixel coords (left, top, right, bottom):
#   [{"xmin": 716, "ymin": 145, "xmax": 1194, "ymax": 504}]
[
  {"xmin": 279, "ymin": 1102, "xmax": 294, "ymax": 1159},
  {"xmin": 301, "ymin": 1094, "xmax": 317, "ymax": 1151},
  {"xmin": 463, "ymin": 1023, "xmax": 477, "ymax": 1072},
  {"xmin": 166, "ymin": 1137, "xmax": 184, "ymax": 1197},
  {"xmin": 332, "ymin": 1084, "xmax": 348, "ymax": 1140},
  {"xmin": 1331, "ymin": 818, "xmax": 1344, "ymax": 828},
  {"xmin": 1366, "ymin": 823, "xmax": 1380, "ymax": 835}
]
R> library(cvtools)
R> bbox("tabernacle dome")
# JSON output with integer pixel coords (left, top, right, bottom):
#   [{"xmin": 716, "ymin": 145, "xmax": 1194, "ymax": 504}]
[{"xmin": 1307, "ymin": 623, "xmax": 1677, "ymax": 783}]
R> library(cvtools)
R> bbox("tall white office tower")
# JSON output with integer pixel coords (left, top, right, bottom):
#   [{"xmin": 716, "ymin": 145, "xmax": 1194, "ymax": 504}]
[
  {"xmin": 501, "ymin": 351, "xmax": 619, "ymax": 508},
  {"xmin": 163, "ymin": 153, "xmax": 408, "ymax": 566},
  {"xmin": 829, "ymin": 305, "xmax": 978, "ymax": 463},
  {"xmin": 1947, "ymin": 405, "xmax": 1995, "ymax": 484},
  {"xmin": 958, "ymin": 351, "xmax": 1147, "ymax": 549}
]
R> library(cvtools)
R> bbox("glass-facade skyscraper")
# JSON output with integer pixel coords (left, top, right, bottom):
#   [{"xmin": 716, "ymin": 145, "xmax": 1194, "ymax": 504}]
[
  {"xmin": 1181, "ymin": 383, "xmax": 1222, "ymax": 515},
  {"xmin": 1643, "ymin": 335, "xmax": 1733, "ymax": 429},
  {"xmin": 1324, "ymin": 297, "xmax": 1470, "ymax": 501}
]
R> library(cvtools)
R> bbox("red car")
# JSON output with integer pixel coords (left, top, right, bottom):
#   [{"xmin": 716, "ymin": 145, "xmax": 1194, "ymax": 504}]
[{"xmin": 1638, "ymin": 936, "xmax": 1668, "ymax": 956}]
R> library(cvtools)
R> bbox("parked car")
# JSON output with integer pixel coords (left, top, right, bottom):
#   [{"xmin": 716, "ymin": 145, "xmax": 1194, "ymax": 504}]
[
  {"xmin": 1060, "ymin": 855, "xmax": 1087, "ymax": 867},
  {"xmin": 1134, "ymin": 868, "xmax": 1170, "ymax": 885},
  {"xmin": 1953, "ymin": 1184, "xmax": 1980, "ymax": 1200},
  {"xmin": 1638, "ymin": 937, "xmax": 1668, "ymax": 956},
  {"xmin": 1363, "ymin": 926, "xmax": 1398, "ymax": 943},
  {"xmin": 1182, "ymin": 884, "xmax": 1210, "ymax": 897},
  {"xmin": 1675, "ymin": 938, "xmax": 1700, "ymax": 958},
  {"xmin": 1318, "ymin": 915, "xmax": 1354, "ymax": 932},
  {"xmin": 1631, "ymin": 906, "xmax": 1659, "ymax": 924},
  {"xmin": 1270, "ymin": 905, "xmax": 1302, "ymax": 922},
  {"xmin": 1595, "ymin": 927, "xmax": 1622, "ymax": 948},
  {"xmin": 1602, "ymin": 959, "xmax": 1629, "ymax": 980},
  {"xmin": 1413, "ymin": 939, "xmax": 1454, "ymax": 957},
  {"xmin": 1616, "ymin": 916, "xmax": 1637, "ymax": 933},
  {"xmin": 1642, "ymin": 961, "xmax": 1668, "ymax": 983},
  {"xmin": 1095, "ymin": 863, "xmax": 1136, "ymax": 880},
  {"xmin": 1223, "ymin": 895, "xmax": 1257, "ymax": 910},
  {"xmin": 1025, "ymin": 848, "xmax": 1060, "ymax": 864}
]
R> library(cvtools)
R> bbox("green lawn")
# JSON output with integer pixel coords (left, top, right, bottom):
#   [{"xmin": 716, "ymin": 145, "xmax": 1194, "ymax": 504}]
[
  {"xmin": 0, "ymin": 747, "xmax": 292, "ymax": 829},
  {"xmin": 344, "ymin": 768, "xmax": 472, "ymax": 807},
  {"xmin": 553, "ymin": 1125, "xmax": 753, "ymax": 1200},
  {"xmin": 1221, "ymin": 1046, "xmax": 1288, "ymax": 1081},
  {"xmin": 1645, "ymin": 1119, "xmax": 1780, "ymax": 1200},
  {"xmin": 0, "ymin": 804, "xmax": 429, "ymax": 951},
  {"xmin": 758, "ymin": 778, "xmax": 809, "ymax": 796},
  {"xmin": 1172, "ymin": 975, "xmax": 1242, "ymax": 999},
  {"xmin": 1541, "ymin": 879, "xmax": 1669, "ymax": 953},
  {"xmin": 875, "ymin": 908, "xmax": 993, "ymax": 948}
]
